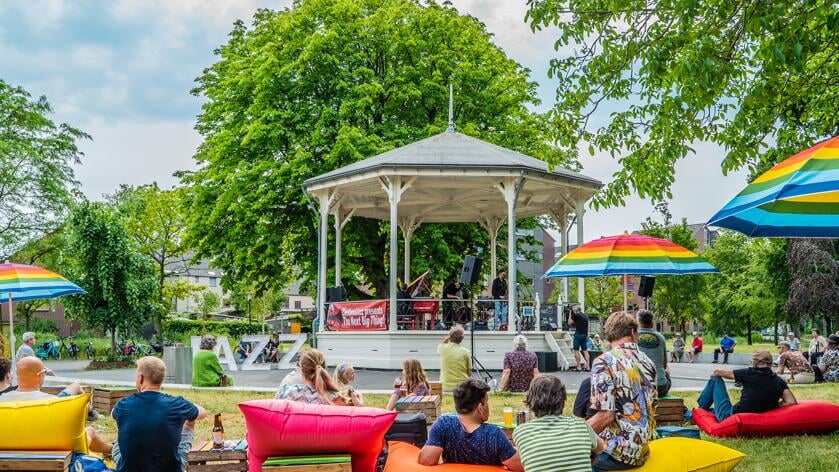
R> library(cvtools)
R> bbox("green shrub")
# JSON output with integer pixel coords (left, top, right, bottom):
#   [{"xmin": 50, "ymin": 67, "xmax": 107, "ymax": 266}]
[
  {"xmin": 163, "ymin": 319, "xmax": 265, "ymax": 342},
  {"xmin": 13, "ymin": 318, "xmax": 59, "ymax": 336}
]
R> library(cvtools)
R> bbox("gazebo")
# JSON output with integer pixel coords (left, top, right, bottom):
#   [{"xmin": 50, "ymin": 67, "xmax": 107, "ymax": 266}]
[{"xmin": 303, "ymin": 126, "xmax": 603, "ymax": 337}]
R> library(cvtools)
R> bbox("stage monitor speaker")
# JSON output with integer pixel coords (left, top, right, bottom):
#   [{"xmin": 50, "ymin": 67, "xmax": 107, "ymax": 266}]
[
  {"xmin": 326, "ymin": 286, "xmax": 347, "ymax": 302},
  {"xmin": 638, "ymin": 276, "xmax": 655, "ymax": 298},
  {"xmin": 459, "ymin": 255, "xmax": 483, "ymax": 286},
  {"xmin": 535, "ymin": 351, "xmax": 558, "ymax": 372}
]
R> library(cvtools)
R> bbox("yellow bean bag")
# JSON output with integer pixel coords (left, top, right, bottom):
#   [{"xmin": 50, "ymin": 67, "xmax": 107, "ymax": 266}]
[
  {"xmin": 632, "ymin": 437, "xmax": 745, "ymax": 472},
  {"xmin": 0, "ymin": 393, "xmax": 90, "ymax": 453}
]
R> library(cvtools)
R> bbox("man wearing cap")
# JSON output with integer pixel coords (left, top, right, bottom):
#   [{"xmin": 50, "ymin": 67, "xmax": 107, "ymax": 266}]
[
  {"xmin": 697, "ymin": 350, "xmax": 797, "ymax": 422},
  {"xmin": 817, "ymin": 334, "xmax": 839, "ymax": 382},
  {"xmin": 777, "ymin": 341, "xmax": 815, "ymax": 384},
  {"xmin": 687, "ymin": 332, "xmax": 703, "ymax": 363},
  {"xmin": 15, "ymin": 332, "xmax": 37, "ymax": 361},
  {"xmin": 712, "ymin": 332, "xmax": 736, "ymax": 364},
  {"xmin": 671, "ymin": 333, "xmax": 685, "ymax": 363},
  {"xmin": 786, "ymin": 332, "xmax": 801, "ymax": 352}
]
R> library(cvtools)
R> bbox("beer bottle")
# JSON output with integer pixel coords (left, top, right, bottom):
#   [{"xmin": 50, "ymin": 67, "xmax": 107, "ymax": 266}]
[{"xmin": 212, "ymin": 413, "xmax": 224, "ymax": 449}]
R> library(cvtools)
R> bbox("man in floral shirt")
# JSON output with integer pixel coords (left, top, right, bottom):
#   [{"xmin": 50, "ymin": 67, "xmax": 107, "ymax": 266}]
[{"xmin": 588, "ymin": 312, "xmax": 657, "ymax": 471}]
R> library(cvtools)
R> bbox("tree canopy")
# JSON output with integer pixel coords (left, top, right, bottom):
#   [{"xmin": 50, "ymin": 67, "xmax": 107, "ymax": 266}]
[
  {"xmin": 0, "ymin": 80, "xmax": 88, "ymax": 259},
  {"xmin": 526, "ymin": 0, "xmax": 839, "ymax": 207},
  {"xmin": 182, "ymin": 0, "xmax": 566, "ymax": 295}
]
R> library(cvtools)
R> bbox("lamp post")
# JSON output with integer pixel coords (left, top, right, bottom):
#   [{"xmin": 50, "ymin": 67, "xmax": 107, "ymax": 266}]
[{"xmin": 247, "ymin": 292, "xmax": 253, "ymax": 324}]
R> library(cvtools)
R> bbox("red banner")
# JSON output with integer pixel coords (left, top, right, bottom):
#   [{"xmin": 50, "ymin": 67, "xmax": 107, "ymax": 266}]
[{"xmin": 327, "ymin": 300, "xmax": 389, "ymax": 331}]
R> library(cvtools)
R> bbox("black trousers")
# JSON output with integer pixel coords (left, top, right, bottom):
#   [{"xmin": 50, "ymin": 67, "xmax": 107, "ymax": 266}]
[{"xmin": 713, "ymin": 348, "xmax": 734, "ymax": 363}]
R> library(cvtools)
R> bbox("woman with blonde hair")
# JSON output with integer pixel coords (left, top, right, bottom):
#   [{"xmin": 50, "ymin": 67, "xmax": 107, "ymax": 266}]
[
  {"xmin": 386, "ymin": 358, "xmax": 431, "ymax": 410},
  {"xmin": 275, "ymin": 349, "xmax": 360, "ymax": 406},
  {"xmin": 333, "ymin": 362, "xmax": 364, "ymax": 406}
]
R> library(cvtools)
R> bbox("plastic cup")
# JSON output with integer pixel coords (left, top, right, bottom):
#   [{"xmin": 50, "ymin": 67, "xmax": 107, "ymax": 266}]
[{"xmin": 502, "ymin": 407, "xmax": 514, "ymax": 427}]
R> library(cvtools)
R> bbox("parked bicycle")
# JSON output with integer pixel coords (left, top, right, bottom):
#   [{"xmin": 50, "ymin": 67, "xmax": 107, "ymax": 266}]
[
  {"xmin": 58, "ymin": 336, "xmax": 80, "ymax": 359},
  {"xmin": 85, "ymin": 341, "xmax": 95, "ymax": 359},
  {"xmin": 36, "ymin": 340, "xmax": 61, "ymax": 360}
]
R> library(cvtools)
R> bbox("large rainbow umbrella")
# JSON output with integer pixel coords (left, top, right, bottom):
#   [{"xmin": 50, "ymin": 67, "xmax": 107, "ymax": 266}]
[
  {"xmin": 1, "ymin": 262, "xmax": 84, "ymax": 371},
  {"xmin": 708, "ymin": 135, "xmax": 839, "ymax": 237},
  {"xmin": 543, "ymin": 234, "xmax": 718, "ymax": 311}
]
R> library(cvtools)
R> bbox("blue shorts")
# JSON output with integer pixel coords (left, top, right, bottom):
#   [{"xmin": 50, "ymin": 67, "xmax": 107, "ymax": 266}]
[{"xmin": 573, "ymin": 332, "xmax": 588, "ymax": 351}]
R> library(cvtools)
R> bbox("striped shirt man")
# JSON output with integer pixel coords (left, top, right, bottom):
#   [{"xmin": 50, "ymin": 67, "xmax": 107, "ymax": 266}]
[{"xmin": 513, "ymin": 415, "xmax": 599, "ymax": 472}]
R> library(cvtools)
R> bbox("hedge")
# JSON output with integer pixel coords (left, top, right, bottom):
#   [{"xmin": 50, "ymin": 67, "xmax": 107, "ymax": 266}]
[{"xmin": 163, "ymin": 319, "xmax": 266, "ymax": 342}]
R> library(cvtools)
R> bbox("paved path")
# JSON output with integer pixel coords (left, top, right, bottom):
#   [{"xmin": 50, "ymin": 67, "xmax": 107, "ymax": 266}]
[{"xmin": 44, "ymin": 359, "xmax": 720, "ymax": 393}]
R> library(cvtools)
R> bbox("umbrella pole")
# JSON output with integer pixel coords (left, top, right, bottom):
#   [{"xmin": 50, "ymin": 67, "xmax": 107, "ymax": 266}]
[
  {"xmin": 623, "ymin": 274, "xmax": 628, "ymax": 313},
  {"xmin": 7, "ymin": 294, "xmax": 14, "ymax": 378}
]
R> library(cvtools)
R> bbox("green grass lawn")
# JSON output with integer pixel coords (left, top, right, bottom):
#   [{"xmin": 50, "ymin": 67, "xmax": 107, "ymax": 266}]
[{"xmin": 86, "ymin": 382, "xmax": 839, "ymax": 471}]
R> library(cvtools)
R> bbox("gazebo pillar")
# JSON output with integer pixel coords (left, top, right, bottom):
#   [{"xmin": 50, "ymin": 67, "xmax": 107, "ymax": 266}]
[
  {"xmin": 399, "ymin": 217, "xmax": 422, "ymax": 285},
  {"xmin": 549, "ymin": 209, "xmax": 570, "ymax": 304},
  {"xmin": 497, "ymin": 176, "xmax": 523, "ymax": 333},
  {"xmin": 478, "ymin": 217, "xmax": 504, "ymax": 282},
  {"xmin": 576, "ymin": 199, "xmax": 586, "ymax": 311},
  {"xmin": 382, "ymin": 177, "xmax": 411, "ymax": 331},
  {"xmin": 334, "ymin": 207, "xmax": 355, "ymax": 286},
  {"xmin": 317, "ymin": 191, "xmax": 336, "ymax": 332}
]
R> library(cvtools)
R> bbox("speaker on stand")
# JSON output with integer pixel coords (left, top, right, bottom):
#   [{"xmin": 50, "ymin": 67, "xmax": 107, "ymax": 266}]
[{"xmin": 638, "ymin": 276, "xmax": 655, "ymax": 310}]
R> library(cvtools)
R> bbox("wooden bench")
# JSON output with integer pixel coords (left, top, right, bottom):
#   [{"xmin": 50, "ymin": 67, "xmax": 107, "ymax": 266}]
[
  {"xmin": 262, "ymin": 454, "xmax": 351, "ymax": 471},
  {"xmin": 187, "ymin": 439, "xmax": 248, "ymax": 471},
  {"xmin": 655, "ymin": 396, "xmax": 686, "ymax": 426},
  {"xmin": 394, "ymin": 395, "xmax": 441, "ymax": 425},
  {"xmin": 92, "ymin": 387, "xmax": 136, "ymax": 414},
  {"xmin": 0, "ymin": 451, "xmax": 72, "ymax": 471}
]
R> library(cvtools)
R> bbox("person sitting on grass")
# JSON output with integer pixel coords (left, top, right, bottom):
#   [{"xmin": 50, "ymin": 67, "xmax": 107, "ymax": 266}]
[
  {"xmin": 671, "ymin": 333, "xmax": 685, "ymax": 363},
  {"xmin": 275, "ymin": 349, "xmax": 361, "ymax": 406},
  {"xmin": 192, "ymin": 335, "xmax": 232, "ymax": 387},
  {"xmin": 514, "ymin": 375, "xmax": 605, "ymax": 472},
  {"xmin": 697, "ymin": 350, "xmax": 797, "ymax": 422},
  {"xmin": 817, "ymin": 334, "xmax": 839, "ymax": 382},
  {"xmin": 786, "ymin": 332, "xmax": 801, "ymax": 352},
  {"xmin": 86, "ymin": 356, "xmax": 207, "ymax": 472},
  {"xmin": 497, "ymin": 334, "xmax": 539, "ymax": 393},
  {"xmin": 777, "ymin": 341, "xmax": 815, "ymax": 384},
  {"xmin": 437, "ymin": 325, "xmax": 472, "ymax": 391},
  {"xmin": 588, "ymin": 311, "xmax": 657, "ymax": 471},
  {"xmin": 712, "ymin": 332, "xmax": 736, "ymax": 364},
  {"xmin": 0, "ymin": 358, "xmax": 14, "ymax": 395},
  {"xmin": 333, "ymin": 362, "xmax": 364, "ymax": 406},
  {"xmin": 806, "ymin": 329, "xmax": 826, "ymax": 366},
  {"xmin": 386, "ymin": 358, "xmax": 430, "ymax": 410},
  {"xmin": 419, "ymin": 378, "xmax": 523, "ymax": 471}
]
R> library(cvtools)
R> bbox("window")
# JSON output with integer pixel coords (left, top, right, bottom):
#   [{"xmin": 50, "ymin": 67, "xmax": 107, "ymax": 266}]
[
  {"xmin": 193, "ymin": 276, "xmax": 200, "ymax": 283},
  {"xmin": 209, "ymin": 277, "xmax": 217, "ymax": 287},
  {"xmin": 294, "ymin": 300, "xmax": 302, "ymax": 309}
]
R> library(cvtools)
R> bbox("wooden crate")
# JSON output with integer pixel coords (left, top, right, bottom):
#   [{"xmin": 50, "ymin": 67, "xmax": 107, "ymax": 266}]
[
  {"xmin": 0, "ymin": 451, "xmax": 71, "ymax": 471},
  {"xmin": 188, "ymin": 440, "xmax": 248, "ymax": 472},
  {"xmin": 40, "ymin": 385, "xmax": 92, "ymax": 396},
  {"xmin": 262, "ymin": 454, "xmax": 351, "ymax": 472},
  {"xmin": 92, "ymin": 387, "xmax": 136, "ymax": 414},
  {"xmin": 394, "ymin": 395, "xmax": 441, "ymax": 425},
  {"xmin": 655, "ymin": 396, "xmax": 686, "ymax": 425}
]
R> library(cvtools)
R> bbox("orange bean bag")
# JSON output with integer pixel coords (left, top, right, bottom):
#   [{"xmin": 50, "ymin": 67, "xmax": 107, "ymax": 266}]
[{"xmin": 383, "ymin": 441, "xmax": 508, "ymax": 472}]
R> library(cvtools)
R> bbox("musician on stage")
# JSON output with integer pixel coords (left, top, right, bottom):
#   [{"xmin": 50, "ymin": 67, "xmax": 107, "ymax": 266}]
[
  {"xmin": 442, "ymin": 281, "xmax": 464, "ymax": 327},
  {"xmin": 492, "ymin": 271, "xmax": 508, "ymax": 330}
]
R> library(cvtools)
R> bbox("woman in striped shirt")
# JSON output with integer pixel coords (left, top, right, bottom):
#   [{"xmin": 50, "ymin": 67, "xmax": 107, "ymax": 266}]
[{"xmin": 513, "ymin": 375, "xmax": 604, "ymax": 472}]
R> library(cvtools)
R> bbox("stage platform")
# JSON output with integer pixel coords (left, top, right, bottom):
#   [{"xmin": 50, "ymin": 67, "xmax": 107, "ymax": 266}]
[{"xmin": 315, "ymin": 330, "xmax": 575, "ymax": 371}]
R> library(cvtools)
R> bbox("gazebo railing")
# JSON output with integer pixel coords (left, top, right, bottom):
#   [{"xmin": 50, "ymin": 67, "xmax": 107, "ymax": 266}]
[{"xmin": 323, "ymin": 298, "xmax": 540, "ymax": 332}]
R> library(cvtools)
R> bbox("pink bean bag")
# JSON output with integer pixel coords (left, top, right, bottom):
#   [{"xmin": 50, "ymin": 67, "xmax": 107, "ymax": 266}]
[
  {"xmin": 692, "ymin": 400, "xmax": 839, "ymax": 437},
  {"xmin": 239, "ymin": 399, "xmax": 397, "ymax": 472}
]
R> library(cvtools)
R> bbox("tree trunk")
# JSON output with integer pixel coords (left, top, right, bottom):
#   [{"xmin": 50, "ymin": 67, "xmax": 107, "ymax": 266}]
[
  {"xmin": 111, "ymin": 327, "xmax": 117, "ymax": 352},
  {"xmin": 773, "ymin": 309, "xmax": 780, "ymax": 345},
  {"xmin": 746, "ymin": 314, "xmax": 752, "ymax": 345}
]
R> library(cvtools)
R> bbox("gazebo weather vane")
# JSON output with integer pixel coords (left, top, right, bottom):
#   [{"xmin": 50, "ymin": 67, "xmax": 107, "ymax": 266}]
[{"xmin": 447, "ymin": 83, "xmax": 455, "ymax": 132}]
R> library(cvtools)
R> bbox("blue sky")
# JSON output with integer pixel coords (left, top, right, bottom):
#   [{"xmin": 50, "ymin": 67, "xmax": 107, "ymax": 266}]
[{"xmin": 0, "ymin": 0, "xmax": 749, "ymax": 242}]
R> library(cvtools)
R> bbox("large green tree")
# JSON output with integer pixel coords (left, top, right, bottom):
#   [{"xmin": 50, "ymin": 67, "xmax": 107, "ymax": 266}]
[
  {"xmin": 109, "ymin": 183, "xmax": 187, "ymax": 332},
  {"xmin": 526, "ymin": 0, "xmax": 839, "ymax": 207},
  {"xmin": 640, "ymin": 205, "xmax": 707, "ymax": 326},
  {"xmin": 584, "ymin": 276, "xmax": 622, "ymax": 318},
  {"xmin": 786, "ymin": 239, "xmax": 839, "ymax": 334},
  {"xmin": 63, "ymin": 202, "xmax": 160, "ymax": 349},
  {"xmin": 182, "ymin": 0, "xmax": 568, "ymax": 295},
  {"xmin": 0, "ymin": 80, "xmax": 88, "ymax": 259},
  {"xmin": 10, "ymin": 228, "xmax": 70, "ymax": 331}
]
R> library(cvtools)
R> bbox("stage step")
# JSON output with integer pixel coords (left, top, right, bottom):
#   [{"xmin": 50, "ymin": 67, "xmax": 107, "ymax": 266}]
[{"xmin": 544, "ymin": 332, "xmax": 573, "ymax": 371}]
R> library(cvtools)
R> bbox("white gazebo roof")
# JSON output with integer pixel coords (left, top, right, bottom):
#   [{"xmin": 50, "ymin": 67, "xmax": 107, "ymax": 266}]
[{"xmin": 303, "ymin": 130, "xmax": 602, "ymax": 222}]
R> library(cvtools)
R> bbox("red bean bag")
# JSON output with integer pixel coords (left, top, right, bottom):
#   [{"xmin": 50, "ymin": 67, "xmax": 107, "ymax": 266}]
[
  {"xmin": 383, "ymin": 441, "xmax": 508, "ymax": 472},
  {"xmin": 239, "ymin": 399, "xmax": 397, "ymax": 472},
  {"xmin": 692, "ymin": 400, "xmax": 839, "ymax": 437}
]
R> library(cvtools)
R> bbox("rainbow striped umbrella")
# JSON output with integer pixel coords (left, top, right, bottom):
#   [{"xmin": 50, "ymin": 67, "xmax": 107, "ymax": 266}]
[
  {"xmin": 1, "ymin": 262, "xmax": 83, "ymax": 367},
  {"xmin": 543, "ymin": 234, "xmax": 718, "ymax": 311},
  {"xmin": 709, "ymin": 135, "xmax": 839, "ymax": 237}
]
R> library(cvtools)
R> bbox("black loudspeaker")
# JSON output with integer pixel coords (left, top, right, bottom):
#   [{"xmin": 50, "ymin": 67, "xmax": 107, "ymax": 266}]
[
  {"xmin": 326, "ymin": 286, "xmax": 347, "ymax": 302},
  {"xmin": 638, "ymin": 276, "xmax": 655, "ymax": 298},
  {"xmin": 536, "ymin": 351, "xmax": 558, "ymax": 372},
  {"xmin": 459, "ymin": 255, "xmax": 483, "ymax": 285}
]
